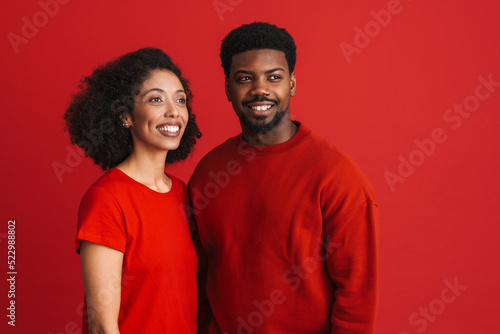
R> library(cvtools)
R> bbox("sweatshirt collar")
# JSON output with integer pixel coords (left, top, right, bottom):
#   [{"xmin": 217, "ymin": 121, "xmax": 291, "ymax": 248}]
[{"xmin": 236, "ymin": 121, "xmax": 311, "ymax": 156}]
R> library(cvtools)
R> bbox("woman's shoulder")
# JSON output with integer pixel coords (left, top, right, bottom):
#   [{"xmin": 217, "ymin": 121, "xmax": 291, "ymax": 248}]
[
  {"xmin": 82, "ymin": 169, "xmax": 132, "ymax": 201},
  {"xmin": 167, "ymin": 173, "xmax": 186, "ymax": 188},
  {"xmin": 166, "ymin": 173, "xmax": 189, "ymax": 199},
  {"xmin": 88, "ymin": 168, "xmax": 126, "ymax": 186}
]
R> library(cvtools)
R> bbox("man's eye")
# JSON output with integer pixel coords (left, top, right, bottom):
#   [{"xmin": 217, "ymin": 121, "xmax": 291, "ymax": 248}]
[
  {"xmin": 239, "ymin": 76, "xmax": 251, "ymax": 82},
  {"xmin": 269, "ymin": 75, "xmax": 281, "ymax": 80}
]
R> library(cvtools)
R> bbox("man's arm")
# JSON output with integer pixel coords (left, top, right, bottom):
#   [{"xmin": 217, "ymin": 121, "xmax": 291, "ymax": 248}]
[
  {"xmin": 192, "ymin": 230, "xmax": 214, "ymax": 334},
  {"xmin": 325, "ymin": 200, "xmax": 379, "ymax": 333}
]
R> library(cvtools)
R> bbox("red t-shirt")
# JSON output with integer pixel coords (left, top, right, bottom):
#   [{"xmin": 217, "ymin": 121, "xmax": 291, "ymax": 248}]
[
  {"xmin": 189, "ymin": 123, "xmax": 378, "ymax": 334},
  {"xmin": 76, "ymin": 168, "xmax": 197, "ymax": 334}
]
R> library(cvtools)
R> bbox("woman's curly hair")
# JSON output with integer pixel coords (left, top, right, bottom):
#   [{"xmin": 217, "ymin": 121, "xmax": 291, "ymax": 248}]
[{"xmin": 64, "ymin": 47, "xmax": 201, "ymax": 170}]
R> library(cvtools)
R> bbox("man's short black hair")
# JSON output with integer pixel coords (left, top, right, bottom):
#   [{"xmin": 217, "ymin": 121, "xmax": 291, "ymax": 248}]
[{"xmin": 220, "ymin": 22, "xmax": 297, "ymax": 78}]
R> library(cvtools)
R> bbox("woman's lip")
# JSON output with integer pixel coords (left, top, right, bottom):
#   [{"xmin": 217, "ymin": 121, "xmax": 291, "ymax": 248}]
[
  {"xmin": 158, "ymin": 129, "xmax": 181, "ymax": 137},
  {"xmin": 156, "ymin": 122, "xmax": 182, "ymax": 128},
  {"xmin": 156, "ymin": 123, "xmax": 182, "ymax": 137}
]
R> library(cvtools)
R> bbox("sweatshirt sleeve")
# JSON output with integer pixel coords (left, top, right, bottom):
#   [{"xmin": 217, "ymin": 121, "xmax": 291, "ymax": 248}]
[
  {"xmin": 320, "ymin": 156, "xmax": 379, "ymax": 333},
  {"xmin": 188, "ymin": 177, "xmax": 214, "ymax": 333},
  {"xmin": 324, "ymin": 200, "xmax": 379, "ymax": 333}
]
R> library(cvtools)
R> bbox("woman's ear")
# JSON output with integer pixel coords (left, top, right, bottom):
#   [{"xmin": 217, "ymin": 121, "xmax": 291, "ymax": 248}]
[{"xmin": 121, "ymin": 114, "xmax": 131, "ymax": 128}]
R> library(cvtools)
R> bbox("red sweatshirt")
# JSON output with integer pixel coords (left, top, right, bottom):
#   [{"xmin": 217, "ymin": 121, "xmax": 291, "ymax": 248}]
[{"xmin": 189, "ymin": 123, "xmax": 378, "ymax": 334}]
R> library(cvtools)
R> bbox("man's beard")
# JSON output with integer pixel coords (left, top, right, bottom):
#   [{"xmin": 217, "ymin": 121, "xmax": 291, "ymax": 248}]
[{"xmin": 240, "ymin": 109, "xmax": 286, "ymax": 135}]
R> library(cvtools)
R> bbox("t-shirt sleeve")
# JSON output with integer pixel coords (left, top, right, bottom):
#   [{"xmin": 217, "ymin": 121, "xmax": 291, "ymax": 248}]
[
  {"xmin": 75, "ymin": 186, "xmax": 127, "ymax": 254},
  {"xmin": 321, "ymin": 160, "xmax": 379, "ymax": 333}
]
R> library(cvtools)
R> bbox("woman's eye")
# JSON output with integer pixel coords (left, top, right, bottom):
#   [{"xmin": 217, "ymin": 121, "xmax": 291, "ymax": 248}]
[
  {"xmin": 177, "ymin": 98, "xmax": 186, "ymax": 104},
  {"xmin": 150, "ymin": 97, "xmax": 162, "ymax": 103}
]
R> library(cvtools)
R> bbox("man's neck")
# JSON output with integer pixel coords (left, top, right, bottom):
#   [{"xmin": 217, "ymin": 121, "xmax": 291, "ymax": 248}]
[{"xmin": 242, "ymin": 118, "xmax": 298, "ymax": 146}]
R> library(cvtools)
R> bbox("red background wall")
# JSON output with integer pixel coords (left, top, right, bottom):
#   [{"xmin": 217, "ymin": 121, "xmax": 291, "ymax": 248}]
[{"xmin": 1, "ymin": 0, "xmax": 499, "ymax": 333}]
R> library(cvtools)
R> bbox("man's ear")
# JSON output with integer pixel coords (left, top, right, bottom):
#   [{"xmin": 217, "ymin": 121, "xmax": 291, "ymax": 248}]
[
  {"xmin": 290, "ymin": 71, "xmax": 297, "ymax": 97},
  {"xmin": 225, "ymin": 77, "xmax": 231, "ymax": 101}
]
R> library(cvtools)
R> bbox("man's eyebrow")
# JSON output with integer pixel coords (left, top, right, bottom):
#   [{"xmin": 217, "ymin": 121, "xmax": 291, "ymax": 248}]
[
  {"xmin": 233, "ymin": 67, "xmax": 286, "ymax": 76},
  {"xmin": 265, "ymin": 67, "xmax": 286, "ymax": 74},
  {"xmin": 233, "ymin": 70, "xmax": 253, "ymax": 76}
]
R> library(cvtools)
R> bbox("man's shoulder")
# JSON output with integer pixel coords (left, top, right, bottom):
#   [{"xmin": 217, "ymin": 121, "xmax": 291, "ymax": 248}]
[
  {"xmin": 299, "ymin": 126, "xmax": 350, "ymax": 164},
  {"xmin": 300, "ymin": 126, "xmax": 373, "ymax": 190},
  {"xmin": 189, "ymin": 134, "xmax": 241, "ymax": 182},
  {"xmin": 200, "ymin": 134, "xmax": 240, "ymax": 163}
]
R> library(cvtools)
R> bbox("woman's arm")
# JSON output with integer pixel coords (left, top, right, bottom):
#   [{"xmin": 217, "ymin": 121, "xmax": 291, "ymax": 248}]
[{"xmin": 80, "ymin": 240, "xmax": 124, "ymax": 334}]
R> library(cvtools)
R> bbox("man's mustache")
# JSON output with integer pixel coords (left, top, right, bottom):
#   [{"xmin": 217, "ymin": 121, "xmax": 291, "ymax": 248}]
[{"xmin": 243, "ymin": 96, "xmax": 278, "ymax": 105}]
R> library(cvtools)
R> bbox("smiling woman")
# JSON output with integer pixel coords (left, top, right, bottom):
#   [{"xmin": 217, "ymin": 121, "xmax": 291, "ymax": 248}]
[
  {"xmin": 120, "ymin": 69, "xmax": 191, "ymax": 182},
  {"xmin": 63, "ymin": 48, "xmax": 201, "ymax": 334}
]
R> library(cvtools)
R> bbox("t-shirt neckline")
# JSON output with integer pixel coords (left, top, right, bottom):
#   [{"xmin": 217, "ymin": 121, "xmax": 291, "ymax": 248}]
[{"xmin": 109, "ymin": 168, "xmax": 175, "ymax": 196}]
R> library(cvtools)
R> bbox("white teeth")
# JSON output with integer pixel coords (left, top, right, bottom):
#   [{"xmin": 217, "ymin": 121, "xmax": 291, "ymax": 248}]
[
  {"xmin": 158, "ymin": 125, "xmax": 179, "ymax": 133},
  {"xmin": 250, "ymin": 105, "xmax": 272, "ymax": 111}
]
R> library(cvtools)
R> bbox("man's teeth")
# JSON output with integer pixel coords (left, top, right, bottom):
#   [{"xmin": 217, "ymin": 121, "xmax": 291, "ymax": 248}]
[
  {"xmin": 250, "ymin": 105, "xmax": 272, "ymax": 111},
  {"xmin": 157, "ymin": 125, "xmax": 179, "ymax": 133}
]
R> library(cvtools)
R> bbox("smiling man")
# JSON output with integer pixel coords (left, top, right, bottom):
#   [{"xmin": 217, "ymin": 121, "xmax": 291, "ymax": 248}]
[
  {"xmin": 225, "ymin": 47, "xmax": 297, "ymax": 145},
  {"xmin": 189, "ymin": 22, "xmax": 379, "ymax": 334}
]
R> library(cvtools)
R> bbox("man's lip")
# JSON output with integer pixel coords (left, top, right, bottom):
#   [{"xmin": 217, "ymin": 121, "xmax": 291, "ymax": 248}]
[
  {"xmin": 244, "ymin": 102, "xmax": 275, "ymax": 111},
  {"xmin": 243, "ymin": 96, "xmax": 278, "ymax": 106},
  {"xmin": 245, "ymin": 102, "xmax": 274, "ymax": 106},
  {"xmin": 245, "ymin": 104, "xmax": 274, "ymax": 116}
]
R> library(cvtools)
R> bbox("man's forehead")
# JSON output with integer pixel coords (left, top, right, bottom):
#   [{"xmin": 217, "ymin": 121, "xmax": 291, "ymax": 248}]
[{"xmin": 230, "ymin": 49, "xmax": 288, "ymax": 72}]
